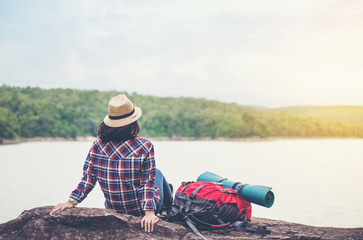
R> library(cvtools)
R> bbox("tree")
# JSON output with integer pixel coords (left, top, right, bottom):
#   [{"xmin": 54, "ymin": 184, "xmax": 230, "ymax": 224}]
[{"xmin": 0, "ymin": 107, "xmax": 19, "ymax": 139}]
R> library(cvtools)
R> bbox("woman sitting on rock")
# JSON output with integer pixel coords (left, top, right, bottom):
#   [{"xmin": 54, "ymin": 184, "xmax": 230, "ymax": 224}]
[{"xmin": 50, "ymin": 94, "xmax": 173, "ymax": 233}]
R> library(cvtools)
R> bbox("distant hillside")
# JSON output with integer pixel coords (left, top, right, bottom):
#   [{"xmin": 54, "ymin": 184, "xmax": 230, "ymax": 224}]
[
  {"xmin": 274, "ymin": 106, "xmax": 363, "ymax": 125},
  {"xmin": 1, "ymin": 85, "xmax": 363, "ymax": 141}
]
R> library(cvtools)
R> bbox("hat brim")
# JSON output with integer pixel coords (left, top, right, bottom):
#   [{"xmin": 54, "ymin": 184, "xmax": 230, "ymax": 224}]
[{"xmin": 103, "ymin": 107, "xmax": 142, "ymax": 127}]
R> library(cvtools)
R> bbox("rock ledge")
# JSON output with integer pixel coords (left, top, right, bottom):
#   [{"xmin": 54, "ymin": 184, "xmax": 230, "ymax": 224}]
[{"xmin": 0, "ymin": 206, "xmax": 362, "ymax": 240}]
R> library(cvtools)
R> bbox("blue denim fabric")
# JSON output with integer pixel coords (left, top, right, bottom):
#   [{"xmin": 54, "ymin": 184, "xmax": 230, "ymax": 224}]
[{"xmin": 154, "ymin": 169, "xmax": 173, "ymax": 214}]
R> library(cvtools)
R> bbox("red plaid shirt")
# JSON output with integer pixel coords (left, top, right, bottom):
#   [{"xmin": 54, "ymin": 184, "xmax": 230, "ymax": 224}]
[{"xmin": 70, "ymin": 137, "xmax": 161, "ymax": 216}]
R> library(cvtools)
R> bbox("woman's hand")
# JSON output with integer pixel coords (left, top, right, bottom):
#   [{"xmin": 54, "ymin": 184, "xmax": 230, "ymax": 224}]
[
  {"xmin": 49, "ymin": 200, "xmax": 75, "ymax": 216},
  {"xmin": 141, "ymin": 210, "xmax": 159, "ymax": 232}
]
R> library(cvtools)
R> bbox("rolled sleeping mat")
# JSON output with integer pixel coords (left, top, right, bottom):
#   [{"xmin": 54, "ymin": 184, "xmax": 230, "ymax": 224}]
[{"xmin": 197, "ymin": 171, "xmax": 274, "ymax": 208}]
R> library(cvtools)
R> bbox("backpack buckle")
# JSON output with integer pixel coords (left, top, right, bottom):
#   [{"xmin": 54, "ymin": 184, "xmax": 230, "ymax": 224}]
[
  {"xmin": 190, "ymin": 184, "xmax": 206, "ymax": 199},
  {"xmin": 216, "ymin": 178, "xmax": 228, "ymax": 184}
]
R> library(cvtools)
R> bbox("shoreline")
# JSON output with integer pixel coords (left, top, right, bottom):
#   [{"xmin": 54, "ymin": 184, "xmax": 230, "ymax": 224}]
[
  {"xmin": 0, "ymin": 136, "xmax": 97, "ymax": 145},
  {"xmin": 1, "ymin": 136, "xmax": 363, "ymax": 145}
]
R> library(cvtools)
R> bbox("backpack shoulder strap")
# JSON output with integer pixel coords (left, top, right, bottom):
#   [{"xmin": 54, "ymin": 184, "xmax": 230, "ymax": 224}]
[
  {"xmin": 189, "ymin": 215, "xmax": 231, "ymax": 228},
  {"xmin": 185, "ymin": 184, "xmax": 206, "ymax": 212},
  {"xmin": 185, "ymin": 217, "xmax": 209, "ymax": 240},
  {"xmin": 230, "ymin": 221, "xmax": 271, "ymax": 235}
]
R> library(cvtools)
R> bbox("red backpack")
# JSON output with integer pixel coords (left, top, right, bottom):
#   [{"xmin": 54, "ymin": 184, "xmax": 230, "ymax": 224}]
[{"xmin": 168, "ymin": 181, "xmax": 264, "ymax": 239}]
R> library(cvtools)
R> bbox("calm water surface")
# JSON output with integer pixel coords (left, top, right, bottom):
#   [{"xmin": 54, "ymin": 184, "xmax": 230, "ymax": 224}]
[{"xmin": 0, "ymin": 139, "xmax": 362, "ymax": 228}]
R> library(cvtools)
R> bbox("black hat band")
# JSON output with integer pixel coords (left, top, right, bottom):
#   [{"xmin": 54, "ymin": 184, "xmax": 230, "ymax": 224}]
[{"xmin": 108, "ymin": 108, "xmax": 135, "ymax": 120}]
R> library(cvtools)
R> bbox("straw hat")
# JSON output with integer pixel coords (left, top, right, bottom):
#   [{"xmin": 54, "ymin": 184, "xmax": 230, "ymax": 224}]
[{"xmin": 103, "ymin": 94, "xmax": 142, "ymax": 127}]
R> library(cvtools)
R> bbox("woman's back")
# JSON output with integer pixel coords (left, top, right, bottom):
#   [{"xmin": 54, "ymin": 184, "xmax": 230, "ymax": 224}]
[{"xmin": 71, "ymin": 137, "xmax": 161, "ymax": 216}]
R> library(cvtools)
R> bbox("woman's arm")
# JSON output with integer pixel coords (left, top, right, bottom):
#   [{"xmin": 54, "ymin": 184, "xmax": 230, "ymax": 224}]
[
  {"xmin": 50, "ymin": 143, "xmax": 97, "ymax": 215},
  {"xmin": 138, "ymin": 143, "xmax": 161, "ymax": 232},
  {"xmin": 138, "ymin": 144, "xmax": 158, "ymax": 211}
]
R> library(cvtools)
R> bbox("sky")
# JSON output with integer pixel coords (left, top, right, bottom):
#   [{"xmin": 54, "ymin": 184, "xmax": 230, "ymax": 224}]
[{"xmin": 1, "ymin": 0, "xmax": 363, "ymax": 108}]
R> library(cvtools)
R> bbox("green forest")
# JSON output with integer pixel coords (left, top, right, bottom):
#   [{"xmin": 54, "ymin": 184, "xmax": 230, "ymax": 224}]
[
  {"xmin": 1, "ymin": 85, "xmax": 363, "ymax": 142},
  {"xmin": 274, "ymin": 106, "xmax": 363, "ymax": 125}
]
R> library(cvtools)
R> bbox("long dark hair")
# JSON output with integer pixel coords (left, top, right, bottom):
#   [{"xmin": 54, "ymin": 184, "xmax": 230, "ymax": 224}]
[{"xmin": 96, "ymin": 121, "xmax": 141, "ymax": 142}]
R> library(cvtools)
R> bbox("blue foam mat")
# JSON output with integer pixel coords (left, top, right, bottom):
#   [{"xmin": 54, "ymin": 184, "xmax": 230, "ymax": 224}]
[{"xmin": 197, "ymin": 171, "xmax": 274, "ymax": 208}]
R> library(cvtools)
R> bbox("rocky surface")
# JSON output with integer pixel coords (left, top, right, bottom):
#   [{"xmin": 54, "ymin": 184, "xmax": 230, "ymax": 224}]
[{"xmin": 0, "ymin": 206, "xmax": 362, "ymax": 240}]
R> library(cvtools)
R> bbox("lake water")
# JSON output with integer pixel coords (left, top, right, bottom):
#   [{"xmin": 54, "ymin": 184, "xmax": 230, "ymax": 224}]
[{"xmin": 0, "ymin": 139, "xmax": 363, "ymax": 228}]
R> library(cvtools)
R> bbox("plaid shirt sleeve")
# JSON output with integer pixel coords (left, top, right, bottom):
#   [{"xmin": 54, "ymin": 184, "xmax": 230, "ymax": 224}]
[
  {"xmin": 138, "ymin": 144, "xmax": 158, "ymax": 211},
  {"xmin": 69, "ymin": 143, "xmax": 97, "ymax": 203}
]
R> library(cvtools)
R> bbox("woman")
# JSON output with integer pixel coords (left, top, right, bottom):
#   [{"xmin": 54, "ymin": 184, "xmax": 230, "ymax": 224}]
[{"xmin": 50, "ymin": 94, "xmax": 173, "ymax": 233}]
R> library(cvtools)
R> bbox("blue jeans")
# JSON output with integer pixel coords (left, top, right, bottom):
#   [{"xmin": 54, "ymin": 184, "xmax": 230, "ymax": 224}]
[{"xmin": 154, "ymin": 169, "xmax": 173, "ymax": 214}]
